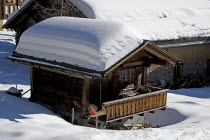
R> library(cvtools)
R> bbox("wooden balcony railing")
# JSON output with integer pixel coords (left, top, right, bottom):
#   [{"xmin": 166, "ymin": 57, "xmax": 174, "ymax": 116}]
[{"xmin": 102, "ymin": 87, "xmax": 169, "ymax": 122}]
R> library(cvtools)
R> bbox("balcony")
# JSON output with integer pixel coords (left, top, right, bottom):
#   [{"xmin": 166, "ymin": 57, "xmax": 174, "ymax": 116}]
[{"xmin": 91, "ymin": 86, "xmax": 168, "ymax": 124}]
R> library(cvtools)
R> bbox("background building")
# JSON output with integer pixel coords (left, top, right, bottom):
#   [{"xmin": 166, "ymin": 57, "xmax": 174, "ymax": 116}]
[{"xmin": 0, "ymin": 0, "xmax": 24, "ymax": 30}]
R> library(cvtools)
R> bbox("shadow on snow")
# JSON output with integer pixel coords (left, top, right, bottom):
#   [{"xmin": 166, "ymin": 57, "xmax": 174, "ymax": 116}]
[
  {"xmin": 0, "ymin": 91, "xmax": 55, "ymax": 122},
  {"xmin": 0, "ymin": 40, "xmax": 30, "ymax": 85},
  {"xmin": 170, "ymin": 87, "xmax": 210, "ymax": 99}
]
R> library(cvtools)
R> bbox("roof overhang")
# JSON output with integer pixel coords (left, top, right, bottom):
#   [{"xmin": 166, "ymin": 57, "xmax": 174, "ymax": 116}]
[
  {"xmin": 9, "ymin": 40, "xmax": 182, "ymax": 78},
  {"xmin": 103, "ymin": 41, "xmax": 182, "ymax": 76},
  {"xmin": 8, "ymin": 56, "xmax": 102, "ymax": 79}
]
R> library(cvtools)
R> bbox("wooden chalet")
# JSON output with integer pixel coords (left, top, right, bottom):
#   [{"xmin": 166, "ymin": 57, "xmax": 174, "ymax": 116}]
[
  {"xmin": 3, "ymin": 0, "xmax": 210, "ymax": 84},
  {"xmin": 9, "ymin": 17, "xmax": 182, "ymax": 128}
]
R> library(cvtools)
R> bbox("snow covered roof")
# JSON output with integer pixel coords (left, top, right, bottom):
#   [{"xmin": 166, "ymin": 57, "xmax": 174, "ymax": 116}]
[
  {"xmin": 71, "ymin": 0, "xmax": 210, "ymax": 41},
  {"xmin": 15, "ymin": 17, "xmax": 143, "ymax": 72},
  {"xmin": 5, "ymin": 0, "xmax": 210, "ymax": 41},
  {"xmin": 70, "ymin": 0, "xmax": 210, "ymax": 20}
]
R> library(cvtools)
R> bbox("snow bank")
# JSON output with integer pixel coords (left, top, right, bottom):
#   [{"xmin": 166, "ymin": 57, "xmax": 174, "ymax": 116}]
[
  {"xmin": 16, "ymin": 17, "xmax": 143, "ymax": 71},
  {"xmin": 1, "ymin": 86, "xmax": 210, "ymax": 140}
]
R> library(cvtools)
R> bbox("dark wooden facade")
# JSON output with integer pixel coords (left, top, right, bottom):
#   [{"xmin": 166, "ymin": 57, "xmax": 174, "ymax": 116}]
[
  {"xmin": 10, "ymin": 42, "xmax": 181, "ymax": 127},
  {"xmin": 30, "ymin": 67, "xmax": 88, "ymax": 114}
]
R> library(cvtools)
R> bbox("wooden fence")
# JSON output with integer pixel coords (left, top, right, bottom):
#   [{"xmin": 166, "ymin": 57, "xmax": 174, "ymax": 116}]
[{"xmin": 102, "ymin": 89, "xmax": 168, "ymax": 121}]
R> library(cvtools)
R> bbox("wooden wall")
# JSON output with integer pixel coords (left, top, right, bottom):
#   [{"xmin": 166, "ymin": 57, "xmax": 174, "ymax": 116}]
[
  {"xmin": 31, "ymin": 67, "xmax": 87, "ymax": 114},
  {"xmin": 166, "ymin": 43, "xmax": 210, "ymax": 63}
]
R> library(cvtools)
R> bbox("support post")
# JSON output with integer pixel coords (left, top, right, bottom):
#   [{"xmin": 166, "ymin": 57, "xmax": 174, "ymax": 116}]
[
  {"xmin": 100, "ymin": 79, "xmax": 102, "ymax": 107},
  {"xmin": 173, "ymin": 63, "xmax": 183, "ymax": 83},
  {"xmin": 16, "ymin": 0, "xmax": 19, "ymax": 9},
  {"xmin": 112, "ymin": 70, "xmax": 120, "ymax": 100},
  {"xmin": 207, "ymin": 59, "xmax": 210, "ymax": 76},
  {"xmin": 30, "ymin": 67, "xmax": 34, "ymax": 99},
  {"xmin": 82, "ymin": 78, "xmax": 90, "ymax": 114},
  {"xmin": 96, "ymin": 116, "xmax": 98, "ymax": 128},
  {"xmin": 72, "ymin": 108, "xmax": 74, "ymax": 124},
  {"xmin": 142, "ymin": 66, "xmax": 148, "ymax": 86}
]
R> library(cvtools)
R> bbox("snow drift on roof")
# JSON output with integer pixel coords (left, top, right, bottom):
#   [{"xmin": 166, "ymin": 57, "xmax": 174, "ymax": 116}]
[
  {"xmin": 16, "ymin": 17, "xmax": 143, "ymax": 72},
  {"xmin": 126, "ymin": 15, "xmax": 210, "ymax": 41},
  {"xmin": 69, "ymin": 0, "xmax": 210, "ymax": 40},
  {"xmin": 70, "ymin": 0, "xmax": 210, "ymax": 20}
]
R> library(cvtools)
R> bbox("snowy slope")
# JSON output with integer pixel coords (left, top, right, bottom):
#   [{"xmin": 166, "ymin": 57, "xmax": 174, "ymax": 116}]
[{"xmin": 16, "ymin": 17, "xmax": 143, "ymax": 72}]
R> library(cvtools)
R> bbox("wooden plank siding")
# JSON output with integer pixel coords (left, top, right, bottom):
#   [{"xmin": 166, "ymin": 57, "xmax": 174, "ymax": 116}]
[
  {"xmin": 103, "ymin": 89, "xmax": 168, "ymax": 121},
  {"xmin": 166, "ymin": 43, "xmax": 210, "ymax": 63},
  {"xmin": 31, "ymin": 67, "xmax": 86, "ymax": 114}
]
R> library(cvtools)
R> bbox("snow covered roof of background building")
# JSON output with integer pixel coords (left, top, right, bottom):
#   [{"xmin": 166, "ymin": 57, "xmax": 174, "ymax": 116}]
[
  {"xmin": 5, "ymin": 0, "xmax": 210, "ymax": 41},
  {"xmin": 15, "ymin": 17, "xmax": 143, "ymax": 72},
  {"xmin": 70, "ymin": 0, "xmax": 210, "ymax": 20},
  {"xmin": 70, "ymin": 0, "xmax": 210, "ymax": 41}
]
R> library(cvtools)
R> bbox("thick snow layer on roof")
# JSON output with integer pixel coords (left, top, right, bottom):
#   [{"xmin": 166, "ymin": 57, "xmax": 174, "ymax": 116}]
[
  {"xmin": 16, "ymin": 17, "xmax": 143, "ymax": 72},
  {"xmin": 70, "ymin": 0, "xmax": 210, "ymax": 40},
  {"xmin": 126, "ymin": 15, "xmax": 210, "ymax": 41},
  {"xmin": 71, "ymin": 0, "xmax": 210, "ymax": 20}
]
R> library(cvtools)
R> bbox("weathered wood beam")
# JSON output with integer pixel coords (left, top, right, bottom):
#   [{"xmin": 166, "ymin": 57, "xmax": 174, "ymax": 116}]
[
  {"xmin": 123, "ymin": 61, "xmax": 144, "ymax": 68},
  {"xmin": 142, "ymin": 66, "xmax": 147, "ymax": 86},
  {"xmin": 144, "ymin": 58, "xmax": 169, "ymax": 67},
  {"xmin": 82, "ymin": 78, "xmax": 90, "ymax": 114},
  {"xmin": 145, "ymin": 43, "xmax": 182, "ymax": 65}
]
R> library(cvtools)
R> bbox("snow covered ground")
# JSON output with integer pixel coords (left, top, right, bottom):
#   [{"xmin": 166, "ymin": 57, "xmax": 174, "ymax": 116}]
[
  {"xmin": 1, "ymin": 31, "xmax": 210, "ymax": 140},
  {"xmin": 0, "ymin": 31, "xmax": 30, "ymax": 98}
]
